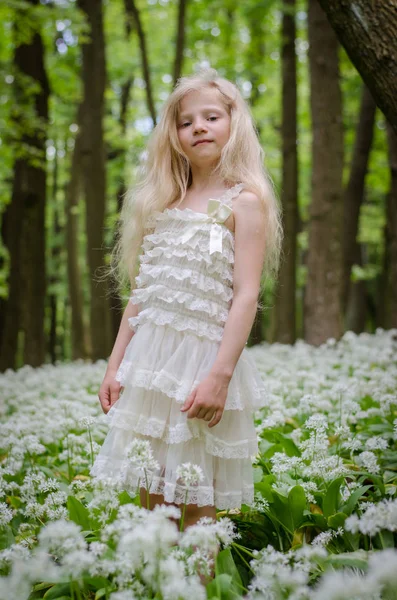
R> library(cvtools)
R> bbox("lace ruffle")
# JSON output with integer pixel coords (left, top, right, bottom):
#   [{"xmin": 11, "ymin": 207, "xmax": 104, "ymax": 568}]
[
  {"xmin": 90, "ymin": 456, "xmax": 254, "ymax": 509},
  {"xmin": 115, "ymin": 360, "xmax": 268, "ymax": 411},
  {"xmin": 106, "ymin": 408, "xmax": 258, "ymax": 459},
  {"xmin": 135, "ymin": 263, "xmax": 233, "ymax": 302},
  {"xmin": 142, "ymin": 230, "xmax": 235, "ymax": 265},
  {"xmin": 140, "ymin": 246, "xmax": 233, "ymax": 282},
  {"xmin": 128, "ymin": 306, "xmax": 226, "ymax": 342},
  {"xmin": 131, "ymin": 283, "xmax": 230, "ymax": 322}
]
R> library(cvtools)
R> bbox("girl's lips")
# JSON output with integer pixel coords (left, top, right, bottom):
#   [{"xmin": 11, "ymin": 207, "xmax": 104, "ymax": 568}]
[{"xmin": 194, "ymin": 140, "xmax": 213, "ymax": 146}]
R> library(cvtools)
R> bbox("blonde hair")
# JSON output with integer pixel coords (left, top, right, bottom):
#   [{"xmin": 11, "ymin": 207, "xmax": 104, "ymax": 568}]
[{"xmin": 111, "ymin": 68, "xmax": 282, "ymax": 298}]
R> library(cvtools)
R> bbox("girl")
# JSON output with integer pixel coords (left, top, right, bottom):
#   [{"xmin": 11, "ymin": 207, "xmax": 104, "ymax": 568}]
[{"xmin": 90, "ymin": 68, "xmax": 282, "ymax": 530}]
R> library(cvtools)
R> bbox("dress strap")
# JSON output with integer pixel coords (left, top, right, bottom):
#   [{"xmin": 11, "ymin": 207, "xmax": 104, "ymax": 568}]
[{"xmin": 219, "ymin": 182, "xmax": 244, "ymax": 208}]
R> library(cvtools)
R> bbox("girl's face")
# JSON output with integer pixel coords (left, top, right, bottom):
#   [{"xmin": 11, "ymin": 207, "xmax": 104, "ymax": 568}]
[{"xmin": 176, "ymin": 87, "xmax": 231, "ymax": 167}]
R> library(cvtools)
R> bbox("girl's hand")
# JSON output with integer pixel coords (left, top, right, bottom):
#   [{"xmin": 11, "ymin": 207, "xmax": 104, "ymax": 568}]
[
  {"xmin": 180, "ymin": 372, "xmax": 230, "ymax": 428},
  {"xmin": 98, "ymin": 371, "xmax": 123, "ymax": 414}
]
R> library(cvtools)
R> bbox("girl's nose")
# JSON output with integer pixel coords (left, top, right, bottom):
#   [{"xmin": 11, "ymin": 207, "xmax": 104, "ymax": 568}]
[{"xmin": 193, "ymin": 119, "xmax": 207, "ymax": 133}]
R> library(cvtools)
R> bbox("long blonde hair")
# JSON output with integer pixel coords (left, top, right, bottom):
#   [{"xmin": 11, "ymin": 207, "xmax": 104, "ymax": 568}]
[{"xmin": 111, "ymin": 68, "xmax": 282, "ymax": 297}]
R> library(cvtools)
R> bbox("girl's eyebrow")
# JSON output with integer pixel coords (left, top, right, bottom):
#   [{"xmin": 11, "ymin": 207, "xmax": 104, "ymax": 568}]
[{"xmin": 179, "ymin": 106, "xmax": 223, "ymax": 119}]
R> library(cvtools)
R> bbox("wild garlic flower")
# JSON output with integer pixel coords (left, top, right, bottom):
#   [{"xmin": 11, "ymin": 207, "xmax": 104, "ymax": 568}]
[{"xmin": 176, "ymin": 462, "xmax": 204, "ymax": 486}]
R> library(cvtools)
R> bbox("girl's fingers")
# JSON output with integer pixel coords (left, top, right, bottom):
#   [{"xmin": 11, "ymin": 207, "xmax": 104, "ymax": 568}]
[{"xmin": 208, "ymin": 411, "xmax": 221, "ymax": 428}]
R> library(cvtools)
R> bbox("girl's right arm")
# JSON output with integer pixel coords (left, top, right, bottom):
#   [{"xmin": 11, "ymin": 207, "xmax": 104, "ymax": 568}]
[{"xmin": 98, "ymin": 298, "xmax": 139, "ymax": 414}]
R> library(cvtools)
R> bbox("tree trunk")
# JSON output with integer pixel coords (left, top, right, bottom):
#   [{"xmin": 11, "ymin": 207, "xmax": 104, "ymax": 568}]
[
  {"xmin": 316, "ymin": 0, "xmax": 397, "ymax": 134},
  {"xmin": 78, "ymin": 0, "xmax": 112, "ymax": 360},
  {"xmin": 48, "ymin": 143, "xmax": 61, "ymax": 364},
  {"xmin": 274, "ymin": 0, "xmax": 298, "ymax": 344},
  {"xmin": 173, "ymin": 0, "xmax": 188, "ymax": 85},
  {"xmin": 345, "ymin": 243, "xmax": 367, "ymax": 333},
  {"xmin": 66, "ymin": 108, "xmax": 91, "ymax": 360},
  {"xmin": 342, "ymin": 85, "xmax": 376, "ymax": 312},
  {"xmin": 0, "ymin": 0, "xmax": 49, "ymax": 370},
  {"xmin": 383, "ymin": 123, "xmax": 397, "ymax": 327},
  {"xmin": 124, "ymin": 0, "xmax": 156, "ymax": 125},
  {"xmin": 304, "ymin": 0, "xmax": 344, "ymax": 345}
]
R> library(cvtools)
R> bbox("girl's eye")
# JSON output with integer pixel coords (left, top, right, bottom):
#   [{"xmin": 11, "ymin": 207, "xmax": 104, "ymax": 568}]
[
  {"xmin": 208, "ymin": 116, "xmax": 218, "ymax": 121},
  {"xmin": 180, "ymin": 122, "xmax": 191, "ymax": 128}
]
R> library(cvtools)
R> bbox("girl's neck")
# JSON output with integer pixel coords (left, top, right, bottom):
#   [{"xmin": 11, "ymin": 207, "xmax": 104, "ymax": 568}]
[{"xmin": 188, "ymin": 167, "xmax": 227, "ymax": 194}]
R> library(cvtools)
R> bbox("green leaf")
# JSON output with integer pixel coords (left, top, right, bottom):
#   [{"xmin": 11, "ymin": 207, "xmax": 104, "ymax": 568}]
[
  {"xmin": 340, "ymin": 485, "xmax": 372, "ymax": 516},
  {"xmin": 327, "ymin": 512, "xmax": 347, "ymax": 529},
  {"xmin": 288, "ymin": 485, "xmax": 307, "ymax": 530},
  {"xmin": 0, "ymin": 525, "xmax": 15, "ymax": 551},
  {"xmin": 326, "ymin": 550, "xmax": 368, "ymax": 571},
  {"xmin": 254, "ymin": 481, "xmax": 273, "ymax": 502},
  {"xmin": 206, "ymin": 573, "xmax": 242, "ymax": 599},
  {"xmin": 216, "ymin": 548, "xmax": 243, "ymax": 592},
  {"xmin": 67, "ymin": 496, "xmax": 91, "ymax": 530},
  {"xmin": 323, "ymin": 477, "xmax": 345, "ymax": 518},
  {"xmin": 43, "ymin": 584, "xmax": 72, "ymax": 599}
]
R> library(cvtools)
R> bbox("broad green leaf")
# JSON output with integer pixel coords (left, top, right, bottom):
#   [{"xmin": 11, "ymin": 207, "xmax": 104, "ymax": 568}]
[
  {"xmin": 44, "ymin": 584, "xmax": 72, "ymax": 599},
  {"xmin": 67, "ymin": 496, "xmax": 91, "ymax": 530},
  {"xmin": 327, "ymin": 512, "xmax": 348, "ymax": 529},
  {"xmin": 323, "ymin": 477, "xmax": 345, "ymax": 518},
  {"xmin": 288, "ymin": 485, "xmax": 307, "ymax": 530}
]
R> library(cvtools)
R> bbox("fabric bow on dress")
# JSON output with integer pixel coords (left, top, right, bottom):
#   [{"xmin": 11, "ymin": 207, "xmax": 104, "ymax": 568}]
[{"xmin": 180, "ymin": 198, "xmax": 233, "ymax": 255}]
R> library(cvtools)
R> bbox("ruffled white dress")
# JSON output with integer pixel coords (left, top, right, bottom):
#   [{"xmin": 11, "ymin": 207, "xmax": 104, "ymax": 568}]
[{"xmin": 90, "ymin": 183, "xmax": 269, "ymax": 509}]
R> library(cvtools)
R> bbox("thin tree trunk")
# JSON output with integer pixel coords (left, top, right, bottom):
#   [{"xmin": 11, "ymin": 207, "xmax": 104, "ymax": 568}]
[
  {"xmin": 342, "ymin": 84, "xmax": 376, "ymax": 312},
  {"xmin": 124, "ymin": 0, "xmax": 156, "ymax": 125},
  {"xmin": 48, "ymin": 143, "xmax": 61, "ymax": 363},
  {"xmin": 66, "ymin": 108, "xmax": 90, "ymax": 360},
  {"xmin": 0, "ymin": 0, "xmax": 49, "ymax": 370},
  {"xmin": 274, "ymin": 0, "xmax": 298, "ymax": 344},
  {"xmin": 304, "ymin": 0, "xmax": 344, "ymax": 346},
  {"xmin": 173, "ymin": 0, "xmax": 187, "ymax": 85},
  {"xmin": 78, "ymin": 0, "xmax": 111, "ymax": 360},
  {"xmin": 316, "ymin": 0, "xmax": 397, "ymax": 133},
  {"xmin": 383, "ymin": 123, "xmax": 397, "ymax": 328},
  {"xmin": 345, "ymin": 243, "xmax": 367, "ymax": 333}
]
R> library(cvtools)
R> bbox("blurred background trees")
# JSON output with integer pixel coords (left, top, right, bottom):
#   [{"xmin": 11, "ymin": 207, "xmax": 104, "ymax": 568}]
[{"xmin": 0, "ymin": 0, "xmax": 396, "ymax": 369}]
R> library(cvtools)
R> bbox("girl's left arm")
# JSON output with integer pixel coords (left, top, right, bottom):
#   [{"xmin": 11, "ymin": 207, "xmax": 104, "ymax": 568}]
[
  {"xmin": 180, "ymin": 191, "xmax": 267, "ymax": 426},
  {"xmin": 210, "ymin": 190, "xmax": 267, "ymax": 379}
]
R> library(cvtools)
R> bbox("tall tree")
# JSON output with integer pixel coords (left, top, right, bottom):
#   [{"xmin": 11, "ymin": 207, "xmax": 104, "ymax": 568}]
[
  {"xmin": 381, "ymin": 123, "xmax": 397, "ymax": 328},
  {"xmin": 77, "ymin": 0, "xmax": 112, "ymax": 360},
  {"xmin": 0, "ymin": 0, "xmax": 49, "ymax": 370},
  {"xmin": 65, "ymin": 107, "xmax": 90, "ymax": 360},
  {"xmin": 304, "ymin": 0, "xmax": 344, "ymax": 345},
  {"xmin": 274, "ymin": 0, "xmax": 299, "ymax": 344},
  {"xmin": 125, "ymin": 0, "xmax": 156, "ymax": 125},
  {"xmin": 343, "ymin": 85, "xmax": 376, "ymax": 332},
  {"xmin": 317, "ymin": 0, "xmax": 397, "ymax": 133},
  {"xmin": 173, "ymin": 0, "xmax": 188, "ymax": 85}
]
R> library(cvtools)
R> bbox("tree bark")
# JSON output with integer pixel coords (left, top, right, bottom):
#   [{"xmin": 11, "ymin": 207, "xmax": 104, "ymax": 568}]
[
  {"xmin": 316, "ymin": 0, "xmax": 397, "ymax": 134},
  {"xmin": 124, "ymin": 0, "xmax": 156, "ymax": 125},
  {"xmin": 304, "ymin": 0, "xmax": 344, "ymax": 345},
  {"xmin": 383, "ymin": 123, "xmax": 397, "ymax": 327},
  {"xmin": 342, "ymin": 84, "xmax": 376, "ymax": 326},
  {"xmin": 65, "ymin": 107, "xmax": 90, "ymax": 360},
  {"xmin": 48, "ymin": 143, "xmax": 61, "ymax": 364},
  {"xmin": 173, "ymin": 0, "xmax": 188, "ymax": 85},
  {"xmin": 78, "ymin": 0, "xmax": 112, "ymax": 360},
  {"xmin": 0, "ymin": 0, "xmax": 49, "ymax": 370},
  {"xmin": 274, "ymin": 0, "xmax": 299, "ymax": 344}
]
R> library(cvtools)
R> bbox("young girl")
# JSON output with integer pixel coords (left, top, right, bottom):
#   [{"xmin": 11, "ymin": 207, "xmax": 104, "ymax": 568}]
[{"xmin": 90, "ymin": 68, "xmax": 282, "ymax": 530}]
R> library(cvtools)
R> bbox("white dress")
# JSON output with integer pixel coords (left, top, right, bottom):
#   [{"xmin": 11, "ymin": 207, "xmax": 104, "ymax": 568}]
[{"xmin": 90, "ymin": 183, "xmax": 269, "ymax": 509}]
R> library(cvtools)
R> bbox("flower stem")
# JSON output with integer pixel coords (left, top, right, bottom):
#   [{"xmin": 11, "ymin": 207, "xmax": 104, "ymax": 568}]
[{"xmin": 180, "ymin": 488, "xmax": 189, "ymax": 531}]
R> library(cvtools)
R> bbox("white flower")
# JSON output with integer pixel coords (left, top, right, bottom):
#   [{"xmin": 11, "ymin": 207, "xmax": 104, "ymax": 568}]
[
  {"xmin": 124, "ymin": 438, "xmax": 159, "ymax": 472},
  {"xmin": 176, "ymin": 462, "xmax": 204, "ymax": 486},
  {"xmin": 0, "ymin": 502, "xmax": 14, "ymax": 527}
]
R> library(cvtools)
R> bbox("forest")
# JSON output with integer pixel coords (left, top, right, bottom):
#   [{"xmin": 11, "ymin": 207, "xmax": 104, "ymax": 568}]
[
  {"xmin": 1, "ymin": 0, "xmax": 396, "ymax": 370},
  {"xmin": 1, "ymin": 2, "xmax": 397, "ymax": 600}
]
